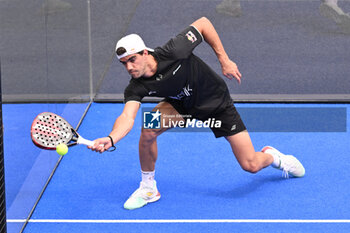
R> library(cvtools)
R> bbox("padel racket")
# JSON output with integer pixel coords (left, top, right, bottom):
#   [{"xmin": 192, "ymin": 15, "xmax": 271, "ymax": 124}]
[{"xmin": 31, "ymin": 112, "xmax": 94, "ymax": 150}]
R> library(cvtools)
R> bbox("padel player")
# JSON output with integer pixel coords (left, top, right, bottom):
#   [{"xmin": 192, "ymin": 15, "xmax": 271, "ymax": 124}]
[{"xmin": 89, "ymin": 17, "xmax": 305, "ymax": 210}]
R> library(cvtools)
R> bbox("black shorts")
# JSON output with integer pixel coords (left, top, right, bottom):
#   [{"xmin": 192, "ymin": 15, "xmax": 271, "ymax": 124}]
[{"xmin": 165, "ymin": 98, "xmax": 246, "ymax": 138}]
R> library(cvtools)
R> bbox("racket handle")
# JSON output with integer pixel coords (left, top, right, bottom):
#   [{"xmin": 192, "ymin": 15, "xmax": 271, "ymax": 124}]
[{"xmin": 77, "ymin": 137, "xmax": 95, "ymax": 147}]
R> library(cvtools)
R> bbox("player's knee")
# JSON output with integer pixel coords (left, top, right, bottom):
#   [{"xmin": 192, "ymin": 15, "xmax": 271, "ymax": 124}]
[
  {"xmin": 240, "ymin": 160, "xmax": 260, "ymax": 174},
  {"xmin": 140, "ymin": 128, "xmax": 159, "ymax": 143}
]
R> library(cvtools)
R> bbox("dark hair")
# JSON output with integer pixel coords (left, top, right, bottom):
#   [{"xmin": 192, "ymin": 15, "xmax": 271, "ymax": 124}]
[
  {"xmin": 116, "ymin": 47, "xmax": 127, "ymax": 56},
  {"xmin": 116, "ymin": 47, "xmax": 144, "ymax": 56}
]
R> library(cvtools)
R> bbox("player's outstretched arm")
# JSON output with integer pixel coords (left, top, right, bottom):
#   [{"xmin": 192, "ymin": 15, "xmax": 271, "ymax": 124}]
[
  {"xmin": 191, "ymin": 17, "xmax": 242, "ymax": 83},
  {"xmin": 89, "ymin": 101, "xmax": 140, "ymax": 153}
]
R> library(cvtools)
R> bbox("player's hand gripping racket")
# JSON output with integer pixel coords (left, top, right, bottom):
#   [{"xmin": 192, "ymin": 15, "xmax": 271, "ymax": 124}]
[{"xmin": 31, "ymin": 112, "xmax": 95, "ymax": 150}]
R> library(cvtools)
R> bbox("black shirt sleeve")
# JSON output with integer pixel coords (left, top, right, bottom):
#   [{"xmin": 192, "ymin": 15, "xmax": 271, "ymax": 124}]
[
  {"xmin": 124, "ymin": 79, "xmax": 148, "ymax": 103},
  {"xmin": 156, "ymin": 26, "xmax": 203, "ymax": 60}
]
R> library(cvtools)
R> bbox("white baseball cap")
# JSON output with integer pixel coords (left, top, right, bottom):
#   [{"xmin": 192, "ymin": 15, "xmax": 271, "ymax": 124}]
[{"xmin": 115, "ymin": 34, "xmax": 154, "ymax": 59}]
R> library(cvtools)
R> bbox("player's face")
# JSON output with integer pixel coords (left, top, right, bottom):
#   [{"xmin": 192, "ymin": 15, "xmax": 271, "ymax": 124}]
[{"xmin": 119, "ymin": 53, "xmax": 147, "ymax": 79}]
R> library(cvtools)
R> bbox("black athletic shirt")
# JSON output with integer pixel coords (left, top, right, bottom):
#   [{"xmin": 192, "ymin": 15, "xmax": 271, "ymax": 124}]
[{"xmin": 124, "ymin": 26, "xmax": 233, "ymax": 119}]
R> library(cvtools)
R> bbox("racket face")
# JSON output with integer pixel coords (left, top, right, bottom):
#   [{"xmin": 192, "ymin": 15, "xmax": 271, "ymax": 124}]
[{"xmin": 31, "ymin": 112, "xmax": 74, "ymax": 150}]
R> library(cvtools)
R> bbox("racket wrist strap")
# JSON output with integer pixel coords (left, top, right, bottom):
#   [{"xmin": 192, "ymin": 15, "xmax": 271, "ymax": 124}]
[{"xmin": 107, "ymin": 135, "xmax": 116, "ymax": 151}]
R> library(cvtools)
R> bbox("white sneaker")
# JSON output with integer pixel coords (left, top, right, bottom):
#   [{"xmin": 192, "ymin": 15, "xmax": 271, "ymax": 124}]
[
  {"xmin": 216, "ymin": 0, "xmax": 242, "ymax": 17},
  {"xmin": 262, "ymin": 146, "xmax": 305, "ymax": 178},
  {"xmin": 124, "ymin": 181, "xmax": 161, "ymax": 210}
]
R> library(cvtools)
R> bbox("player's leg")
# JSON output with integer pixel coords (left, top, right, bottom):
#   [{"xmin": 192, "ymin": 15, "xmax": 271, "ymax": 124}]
[
  {"xmin": 225, "ymin": 131, "xmax": 273, "ymax": 173},
  {"xmin": 139, "ymin": 101, "xmax": 185, "ymax": 171},
  {"xmin": 214, "ymin": 103, "xmax": 305, "ymax": 177},
  {"xmin": 225, "ymin": 131, "xmax": 305, "ymax": 178},
  {"xmin": 210, "ymin": 104, "xmax": 272, "ymax": 173},
  {"xmin": 124, "ymin": 101, "xmax": 184, "ymax": 210}
]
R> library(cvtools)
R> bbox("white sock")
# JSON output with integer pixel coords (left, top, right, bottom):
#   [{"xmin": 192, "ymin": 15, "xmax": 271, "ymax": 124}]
[
  {"xmin": 141, "ymin": 170, "xmax": 155, "ymax": 187},
  {"xmin": 270, "ymin": 154, "xmax": 281, "ymax": 168},
  {"xmin": 264, "ymin": 148, "xmax": 281, "ymax": 168}
]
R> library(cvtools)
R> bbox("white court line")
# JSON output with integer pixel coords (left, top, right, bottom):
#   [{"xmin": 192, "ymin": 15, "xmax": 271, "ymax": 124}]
[{"xmin": 7, "ymin": 219, "xmax": 350, "ymax": 223}]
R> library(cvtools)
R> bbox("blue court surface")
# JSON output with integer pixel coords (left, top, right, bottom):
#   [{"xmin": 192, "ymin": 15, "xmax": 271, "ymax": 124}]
[{"xmin": 4, "ymin": 102, "xmax": 350, "ymax": 233}]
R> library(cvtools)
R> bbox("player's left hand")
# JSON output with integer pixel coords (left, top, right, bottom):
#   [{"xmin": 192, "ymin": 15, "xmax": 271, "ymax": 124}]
[{"xmin": 221, "ymin": 59, "xmax": 242, "ymax": 84}]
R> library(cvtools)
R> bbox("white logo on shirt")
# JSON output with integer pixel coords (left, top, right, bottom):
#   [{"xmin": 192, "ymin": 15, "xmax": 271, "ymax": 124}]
[
  {"xmin": 169, "ymin": 85, "xmax": 193, "ymax": 100},
  {"xmin": 156, "ymin": 74, "xmax": 164, "ymax": 81},
  {"xmin": 173, "ymin": 64, "xmax": 182, "ymax": 75},
  {"xmin": 183, "ymin": 85, "xmax": 192, "ymax": 96},
  {"xmin": 186, "ymin": 31, "xmax": 197, "ymax": 43},
  {"xmin": 231, "ymin": 124, "xmax": 236, "ymax": 131}
]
